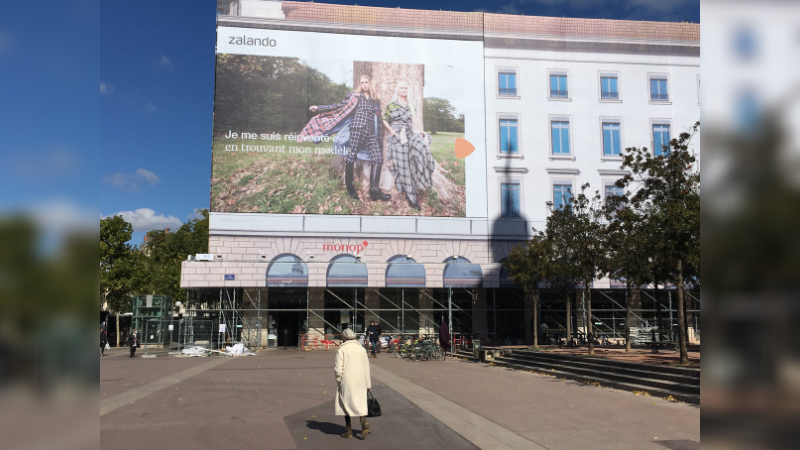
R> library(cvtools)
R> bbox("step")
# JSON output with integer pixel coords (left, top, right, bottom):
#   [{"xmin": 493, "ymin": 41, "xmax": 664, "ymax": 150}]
[
  {"xmin": 496, "ymin": 355, "xmax": 699, "ymax": 396},
  {"xmin": 491, "ymin": 360, "xmax": 700, "ymax": 405},
  {"xmin": 514, "ymin": 349, "xmax": 700, "ymax": 378},
  {"xmin": 503, "ymin": 352, "xmax": 699, "ymax": 386}
]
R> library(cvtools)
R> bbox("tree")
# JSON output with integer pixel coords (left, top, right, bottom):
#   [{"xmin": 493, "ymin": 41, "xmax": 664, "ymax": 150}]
[
  {"xmin": 100, "ymin": 215, "xmax": 135, "ymax": 313},
  {"xmin": 604, "ymin": 197, "xmax": 655, "ymax": 352},
  {"xmin": 504, "ymin": 235, "xmax": 551, "ymax": 347},
  {"xmin": 423, "ymin": 97, "xmax": 464, "ymax": 134},
  {"xmin": 545, "ymin": 184, "xmax": 606, "ymax": 355},
  {"xmin": 136, "ymin": 210, "xmax": 209, "ymax": 300},
  {"xmin": 617, "ymin": 122, "xmax": 700, "ymax": 364}
]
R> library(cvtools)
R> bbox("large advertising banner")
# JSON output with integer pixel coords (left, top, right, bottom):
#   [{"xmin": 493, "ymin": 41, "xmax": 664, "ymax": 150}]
[{"xmin": 212, "ymin": 27, "xmax": 487, "ymax": 218}]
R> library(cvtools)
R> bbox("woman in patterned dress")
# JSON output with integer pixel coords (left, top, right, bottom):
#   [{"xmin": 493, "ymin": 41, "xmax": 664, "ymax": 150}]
[
  {"xmin": 309, "ymin": 75, "xmax": 391, "ymax": 202},
  {"xmin": 381, "ymin": 81, "xmax": 435, "ymax": 211}
]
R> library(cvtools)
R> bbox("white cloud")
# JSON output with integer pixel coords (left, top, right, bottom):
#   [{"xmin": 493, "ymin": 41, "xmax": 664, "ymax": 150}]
[
  {"xmin": 30, "ymin": 200, "xmax": 98, "ymax": 234},
  {"xmin": 100, "ymin": 81, "xmax": 114, "ymax": 95},
  {"xmin": 185, "ymin": 208, "xmax": 207, "ymax": 221},
  {"xmin": 135, "ymin": 168, "xmax": 160, "ymax": 184},
  {"xmin": 106, "ymin": 208, "xmax": 182, "ymax": 233},
  {"xmin": 144, "ymin": 101, "xmax": 156, "ymax": 112},
  {"xmin": 156, "ymin": 53, "xmax": 174, "ymax": 71},
  {"xmin": 104, "ymin": 168, "xmax": 161, "ymax": 192}
]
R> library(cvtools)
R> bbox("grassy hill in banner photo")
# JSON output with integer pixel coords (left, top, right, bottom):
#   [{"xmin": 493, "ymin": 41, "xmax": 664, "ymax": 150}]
[{"xmin": 210, "ymin": 132, "xmax": 466, "ymax": 217}]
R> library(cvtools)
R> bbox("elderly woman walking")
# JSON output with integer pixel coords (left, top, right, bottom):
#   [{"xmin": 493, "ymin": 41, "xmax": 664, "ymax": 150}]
[{"xmin": 335, "ymin": 328, "xmax": 372, "ymax": 439}]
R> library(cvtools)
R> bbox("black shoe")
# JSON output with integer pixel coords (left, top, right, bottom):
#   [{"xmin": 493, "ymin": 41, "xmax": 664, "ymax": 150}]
[
  {"xmin": 345, "ymin": 162, "xmax": 359, "ymax": 200},
  {"xmin": 369, "ymin": 164, "xmax": 391, "ymax": 201},
  {"xmin": 408, "ymin": 197, "xmax": 420, "ymax": 211}
]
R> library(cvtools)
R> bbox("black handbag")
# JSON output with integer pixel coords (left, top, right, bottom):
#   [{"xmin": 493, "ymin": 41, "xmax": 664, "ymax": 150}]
[{"xmin": 367, "ymin": 390, "xmax": 381, "ymax": 417}]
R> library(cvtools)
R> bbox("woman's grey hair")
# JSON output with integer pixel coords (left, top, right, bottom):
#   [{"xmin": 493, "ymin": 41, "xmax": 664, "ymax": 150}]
[
  {"xmin": 390, "ymin": 81, "xmax": 415, "ymax": 116},
  {"xmin": 342, "ymin": 328, "xmax": 356, "ymax": 341}
]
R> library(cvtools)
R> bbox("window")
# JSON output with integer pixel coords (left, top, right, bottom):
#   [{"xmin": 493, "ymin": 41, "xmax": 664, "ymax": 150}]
[
  {"xmin": 605, "ymin": 184, "xmax": 623, "ymax": 200},
  {"xmin": 604, "ymin": 183, "xmax": 625, "ymax": 211},
  {"xmin": 499, "ymin": 118, "xmax": 519, "ymax": 154},
  {"xmin": 650, "ymin": 76, "xmax": 669, "ymax": 102},
  {"xmin": 550, "ymin": 72, "xmax": 568, "ymax": 98},
  {"xmin": 653, "ymin": 123, "xmax": 671, "ymax": 156},
  {"xmin": 498, "ymin": 70, "xmax": 517, "ymax": 96},
  {"xmin": 551, "ymin": 119, "xmax": 571, "ymax": 155},
  {"xmin": 600, "ymin": 76, "xmax": 619, "ymax": 99},
  {"xmin": 501, "ymin": 182, "xmax": 521, "ymax": 218},
  {"xmin": 553, "ymin": 183, "xmax": 572, "ymax": 210},
  {"xmin": 602, "ymin": 121, "xmax": 621, "ymax": 156}
]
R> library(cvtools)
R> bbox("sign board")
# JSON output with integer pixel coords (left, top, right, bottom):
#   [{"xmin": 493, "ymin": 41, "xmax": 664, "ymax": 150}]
[
  {"xmin": 211, "ymin": 26, "xmax": 486, "ymax": 220},
  {"xmin": 168, "ymin": 325, "xmax": 174, "ymax": 331},
  {"xmin": 268, "ymin": 334, "xmax": 276, "ymax": 339},
  {"xmin": 340, "ymin": 310, "xmax": 351, "ymax": 324},
  {"xmin": 195, "ymin": 254, "xmax": 214, "ymax": 261},
  {"xmin": 224, "ymin": 274, "xmax": 235, "ymax": 280},
  {"xmin": 219, "ymin": 324, "xmax": 227, "ymax": 333}
]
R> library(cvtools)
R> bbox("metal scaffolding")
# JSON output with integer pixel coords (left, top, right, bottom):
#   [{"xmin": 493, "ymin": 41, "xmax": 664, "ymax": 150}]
[{"xmin": 181, "ymin": 287, "xmax": 700, "ymax": 350}]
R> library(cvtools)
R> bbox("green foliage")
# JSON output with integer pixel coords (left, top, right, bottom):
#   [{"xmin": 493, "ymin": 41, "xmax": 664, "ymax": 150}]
[
  {"xmin": 423, "ymin": 98, "xmax": 465, "ymax": 134},
  {"xmin": 100, "ymin": 215, "xmax": 135, "ymax": 313},
  {"xmin": 603, "ymin": 201, "xmax": 656, "ymax": 289},
  {"xmin": 504, "ymin": 236, "xmax": 549, "ymax": 293},
  {"xmin": 99, "ymin": 211, "xmax": 209, "ymax": 311},
  {"xmin": 616, "ymin": 122, "xmax": 700, "ymax": 285},
  {"xmin": 136, "ymin": 210, "xmax": 210, "ymax": 300},
  {"xmin": 544, "ymin": 183, "xmax": 607, "ymax": 291},
  {"xmin": 213, "ymin": 55, "xmax": 350, "ymax": 135}
]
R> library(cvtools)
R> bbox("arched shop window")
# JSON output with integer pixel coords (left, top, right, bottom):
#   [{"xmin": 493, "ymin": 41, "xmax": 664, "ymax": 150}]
[
  {"xmin": 266, "ymin": 254, "xmax": 308, "ymax": 287},
  {"xmin": 443, "ymin": 256, "xmax": 483, "ymax": 288},
  {"xmin": 385, "ymin": 255, "xmax": 426, "ymax": 288},
  {"xmin": 326, "ymin": 254, "xmax": 368, "ymax": 287}
]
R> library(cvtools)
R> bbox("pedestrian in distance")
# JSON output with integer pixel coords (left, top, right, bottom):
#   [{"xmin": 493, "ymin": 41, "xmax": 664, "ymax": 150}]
[
  {"xmin": 439, "ymin": 319, "xmax": 451, "ymax": 360},
  {"xmin": 366, "ymin": 320, "xmax": 381, "ymax": 358},
  {"xmin": 334, "ymin": 328, "xmax": 372, "ymax": 440},
  {"xmin": 127, "ymin": 328, "xmax": 138, "ymax": 358},
  {"xmin": 100, "ymin": 326, "xmax": 107, "ymax": 357}
]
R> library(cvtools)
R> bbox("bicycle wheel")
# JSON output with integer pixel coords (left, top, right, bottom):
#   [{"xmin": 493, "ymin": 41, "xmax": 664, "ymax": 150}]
[{"xmin": 432, "ymin": 346, "xmax": 444, "ymax": 361}]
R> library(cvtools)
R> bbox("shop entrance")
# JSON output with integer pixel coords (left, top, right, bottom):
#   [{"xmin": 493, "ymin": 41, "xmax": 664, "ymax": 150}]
[
  {"xmin": 275, "ymin": 311, "xmax": 302, "ymax": 348},
  {"xmin": 268, "ymin": 289, "xmax": 306, "ymax": 348}
]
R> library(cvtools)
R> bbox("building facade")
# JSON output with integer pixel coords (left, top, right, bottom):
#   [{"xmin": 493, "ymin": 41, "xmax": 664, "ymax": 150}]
[{"xmin": 180, "ymin": 0, "xmax": 700, "ymax": 348}]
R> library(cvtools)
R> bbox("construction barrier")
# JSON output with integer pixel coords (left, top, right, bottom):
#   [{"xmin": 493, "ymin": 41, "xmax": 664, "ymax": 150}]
[{"xmin": 301, "ymin": 334, "xmax": 341, "ymax": 350}]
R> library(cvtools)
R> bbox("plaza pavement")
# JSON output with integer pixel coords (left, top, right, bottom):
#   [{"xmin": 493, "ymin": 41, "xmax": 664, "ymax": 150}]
[{"xmin": 100, "ymin": 347, "xmax": 699, "ymax": 450}]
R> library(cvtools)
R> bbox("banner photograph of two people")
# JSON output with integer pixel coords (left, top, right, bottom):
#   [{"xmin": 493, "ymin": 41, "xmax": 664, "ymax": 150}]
[{"xmin": 210, "ymin": 28, "xmax": 485, "ymax": 218}]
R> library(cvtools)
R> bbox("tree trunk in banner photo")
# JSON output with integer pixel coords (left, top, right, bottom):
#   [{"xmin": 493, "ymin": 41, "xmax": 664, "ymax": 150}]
[{"xmin": 333, "ymin": 61, "xmax": 459, "ymax": 204}]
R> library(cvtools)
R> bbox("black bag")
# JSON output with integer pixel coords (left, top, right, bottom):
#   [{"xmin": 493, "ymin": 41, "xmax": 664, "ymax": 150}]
[{"xmin": 367, "ymin": 390, "xmax": 381, "ymax": 417}]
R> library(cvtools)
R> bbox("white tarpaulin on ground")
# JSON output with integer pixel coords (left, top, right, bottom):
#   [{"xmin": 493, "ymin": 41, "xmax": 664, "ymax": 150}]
[
  {"xmin": 225, "ymin": 343, "xmax": 256, "ymax": 355},
  {"xmin": 181, "ymin": 346, "xmax": 208, "ymax": 357}
]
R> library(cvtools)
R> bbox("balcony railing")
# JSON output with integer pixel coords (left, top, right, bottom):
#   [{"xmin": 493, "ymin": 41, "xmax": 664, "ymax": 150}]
[
  {"xmin": 550, "ymin": 90, "xmax": 568, "ymax": 98},
  {"xmin": 499, "ymin": 88, "xmax": 517, "ymax": 96},
  {"xmin": 601, "ymin": 91, "xmax": 619, "ymax": 99}
]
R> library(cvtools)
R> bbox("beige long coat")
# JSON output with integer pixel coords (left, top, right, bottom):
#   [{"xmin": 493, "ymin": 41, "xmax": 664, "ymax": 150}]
[{"xmin": 334, "ymin": 340, "xmax": 372, "ymax": 416}]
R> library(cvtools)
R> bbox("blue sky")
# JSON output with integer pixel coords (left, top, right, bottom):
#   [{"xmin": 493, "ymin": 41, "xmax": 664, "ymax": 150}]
[{"xmin": 1, "ymin": 0, "xmax": 698, "ymax": 246}]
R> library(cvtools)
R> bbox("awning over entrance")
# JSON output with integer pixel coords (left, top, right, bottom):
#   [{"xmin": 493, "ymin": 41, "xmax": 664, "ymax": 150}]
[
  {"xmin": 326, "ymin": 254, "xmax": 368, "ymax": 287},
  {"xmin": 266, "ymin": 254, "xmax": 308, "ymax": 287},
  {"xmin": 443, "ymin": 257, "xmax": 483, "ymax": 288},
  {"xmin": 385, "ymin": 255, "xmax": 426, "ymax": 287}
]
